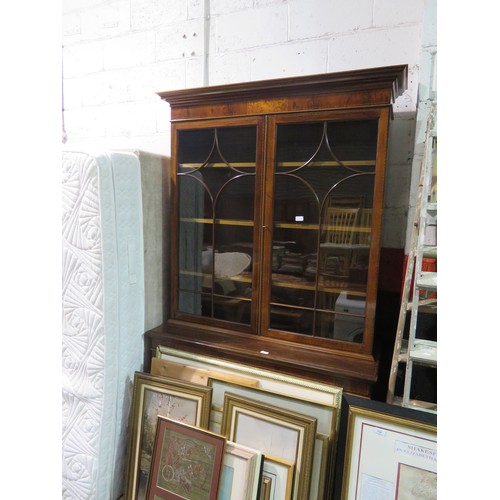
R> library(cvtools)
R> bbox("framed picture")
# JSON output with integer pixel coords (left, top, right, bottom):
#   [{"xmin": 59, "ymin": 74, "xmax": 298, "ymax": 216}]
[
  {"xmin": 221, "ymin": 392, "xmax": 317, "ymax": 500},
  {"xmin": 124, "ymin": 372, "xmax": 213, "ymax": 500},
  {"xmin": 218, "ymin": 441, "xmax": 263, "ymax": 500},
  {"xmin": 155, "ymin": 346, "xmax": 342, "ymax": 499},
  {"xmin": 146, "ymin": 416, "xmax": 226, "ymax": 500},
  {"xmin": 260, "ymin": 477, "xmax": 272, "ymax": 500},
  {"xmin": 333, "ymin": 395, "xmax": 437, "ymax": 500},
  {"xmin": 261, "ymin": 455, "xmax": 294, "ymax": 500}
]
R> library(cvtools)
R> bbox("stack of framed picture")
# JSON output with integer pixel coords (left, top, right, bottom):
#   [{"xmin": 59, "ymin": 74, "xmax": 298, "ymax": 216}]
[
  {"xmin": 123, "ymin": 371, "xmax": 265, "ymax": 499},
  {"xmin": 123, "ymin": 348, "xmax": 437, "ymax": 499},
  {"xmin": 123, "ymin": 346, "xmax": 343, "ymax": 499}
]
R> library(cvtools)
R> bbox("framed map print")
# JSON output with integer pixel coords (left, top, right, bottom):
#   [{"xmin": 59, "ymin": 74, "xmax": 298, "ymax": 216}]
[{"xmin": 333, "ymin": 395, "xmax": 437, "ymax": 500}]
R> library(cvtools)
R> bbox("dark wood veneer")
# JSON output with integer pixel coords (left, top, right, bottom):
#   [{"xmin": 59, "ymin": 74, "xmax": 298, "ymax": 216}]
[{"xmin": 148, "ymin": 65, "xmax": 408, "ymax": 397}]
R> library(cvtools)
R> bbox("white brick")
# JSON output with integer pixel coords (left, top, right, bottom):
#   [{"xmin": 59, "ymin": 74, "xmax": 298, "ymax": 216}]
[
  {"xmin": 215, "ymin": 4, "xmax": 288, "ymax": 52},
  {"xmin": 155, "ymin": 99, "xmax": 171, "ymax": 135},
  {"xmin": 129, "ymin": 61, "xmax": 187, "ymax": 100},
  {"xmin": 185, "ymin": 57, "xmax": 205, "ymax": 88},
  {"xmin": 62, "ymin": 78, "xmax": 83, "ymax": 110},
  {"xmin": 250, "ymin": 40, "xmax": 328, "ymax": 81},
  {"xmin": 63, "ymin": 0, "xmax": 107, "ymax": 15},
  {"xmin": 209, "ymin": 51, "xmax": 253, "ymax": 85},
  {"xmin": 128, "ymin": 133, "xmax": 171, "ymax": 156},
  {"xmin": 80, "ymin": 1, "xmax": 131, "ymax": 41},
  {"xmin": 374, "ymin": 0, "xmax": 424, "ymax": 27},
  {"xmin": 63, "ymin": 12, "xmax": 82, "ymax": 38},
  {"xmin": 255, "ymin": 0, "xmax": 289, "ymax": 6},
  {"xmin": 64, "ymin": 106, "xmax": 107, "ymax": 138},
  {"xmin": 64, "ymin": 132, "xmax": 168, "ymax": 156},
  {"xmin": 63, "ymin": 42, "xmax": 104, "ymax": 77},
  {"xmin": 327, "ymin": 24, "xmax": 422, "ymax": 73},
  {"xmin": 188, "ymin": 0, "xmax": 204, "ymax": 20},
  {"xmin": 105, "ymin": 101, "xmax": 158, "ymax": 137},
  {"xmin": 210, "ymin": 0, "xmax": 254, "ymax": 16},
  {"xmin": 79, "ymin": 70, "xmax": 131, "ymax": 107},
  {"xmin": 156, "ymin": 19, "xmax": 205, "ymax": 61},
  {"xmin": 102, "ymin": 32, "xmax": 156, "ymax": 70},
  {"xmin": 290, "ymin": 0, "xmax": 373, "ymax": 40},
  {"xmin": 130, "ymin": 0, "xmax": 188, "ymax": 30}
]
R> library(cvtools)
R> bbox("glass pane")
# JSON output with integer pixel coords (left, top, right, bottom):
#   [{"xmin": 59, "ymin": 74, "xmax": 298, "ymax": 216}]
[
  {"xmin": 176, "ymin": 126, "xmax": 256, "ymax": 325},
  {"xmin": 270, "ymin": 119, "xmax": 378, "ymax": 342}
]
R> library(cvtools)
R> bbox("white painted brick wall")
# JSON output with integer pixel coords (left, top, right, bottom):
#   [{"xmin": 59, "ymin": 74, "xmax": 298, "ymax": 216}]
[
  {"xmin": 327, "ymin": 25, "xmax": 422, "ymax": 76},
  {"xmin": 63, "ymin": 42, "xmax": 104, "ymax": 78},
  {"xmin": 289, "ymin": 0, "xmax": 373, "ymax": 39},
  {"xmin": 81, "ymin": 1, "xmax": 131, "ymax": 40},
  {"xmin": 215, "ymin": 4, "xmax": 288, "ymax": 52},
  {"xmin": 156, "ymin": 21, "xmax": 205, "ymax": 61},
  {"xmin": 62, "ymin": 0, "xmax": 436, "ymax": 248},
  {"xmin": 248, "ymin": 39, "xmax": 329, "ymax": 81}
]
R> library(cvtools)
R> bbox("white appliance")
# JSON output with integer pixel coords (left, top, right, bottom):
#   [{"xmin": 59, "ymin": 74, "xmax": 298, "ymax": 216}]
[{"xmin": 334, "ymin": 292, "xmax": 365, "ymax": 342}]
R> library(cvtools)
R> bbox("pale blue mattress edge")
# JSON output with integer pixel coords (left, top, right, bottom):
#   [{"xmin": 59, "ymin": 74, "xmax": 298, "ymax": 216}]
[
  {"xmin": 62, "ymin": 150, "xmax": 145, "ymax": 500},
  {"xmin": 96, "ymin": 151, "xmax": 145, "ymax": 499}
]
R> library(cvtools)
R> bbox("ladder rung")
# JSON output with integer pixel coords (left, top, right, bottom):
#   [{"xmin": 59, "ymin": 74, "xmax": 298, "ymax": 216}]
[
  {"xmin": 409, "ymin": 339, "xmax": 437, "ymax": 365},
  {"xmin": 422, "ymin": 245, "xmax": 437, "ymax": 259},
  {"xmin": 419, "ymin": 303, "xmax": 438, "ymax": 314},
  {"xmin": 392, "ymin": 396, "xmax": 437, "ymax": 413},
  {"xmin": 417, "ymin": 271, "xmax": 437, "ymax": 290},
  {"xmin": 406, "ymin": 298, "xmax": 437, "ymax": 314},
  {"xmin": 426, "ymin": 202, "xmax": 437, "ymax": 212}
]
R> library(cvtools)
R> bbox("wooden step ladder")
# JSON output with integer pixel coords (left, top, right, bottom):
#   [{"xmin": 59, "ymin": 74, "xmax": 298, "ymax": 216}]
[{"xmin": 386, "ymin": 103, "xmax": 437, "ymax": 412}]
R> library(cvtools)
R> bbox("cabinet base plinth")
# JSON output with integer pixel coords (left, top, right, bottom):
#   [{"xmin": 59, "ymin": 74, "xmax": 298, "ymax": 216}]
[{"xmin": 144, "ymin": 323, "xmax": 379, "ymax": 397}]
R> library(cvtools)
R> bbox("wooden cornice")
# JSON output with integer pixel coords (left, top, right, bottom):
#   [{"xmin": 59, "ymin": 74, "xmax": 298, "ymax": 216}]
[{"xmin": 158, "ymin": 65, "xmax": 408, "ymax": 108}]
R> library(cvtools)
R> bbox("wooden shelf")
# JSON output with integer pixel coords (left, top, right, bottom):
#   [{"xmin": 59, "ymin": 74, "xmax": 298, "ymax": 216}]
[
  {"xmin": 179, "ymin": 160, "xmax": 376, "ymax": 169},
  {"xmin": 180, "ymin": 218, "xmax": 254, "ymax": 226},
  {"xmin": 179, "ymin": 270, "xmax": 367, "ymax": 297},
  {"xmin": 179, "ymin": 218, "xmax": 372, "ymax": 234}
]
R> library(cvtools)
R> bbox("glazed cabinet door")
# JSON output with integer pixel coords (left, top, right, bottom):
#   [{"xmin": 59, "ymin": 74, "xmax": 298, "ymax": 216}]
[
  {"xmin": 262, "ymin": 109, "xmax": 390, "ymax": 354},
  {"xmin": 171, "ymin": 117, "xmax": 265, "ymax": 332}
]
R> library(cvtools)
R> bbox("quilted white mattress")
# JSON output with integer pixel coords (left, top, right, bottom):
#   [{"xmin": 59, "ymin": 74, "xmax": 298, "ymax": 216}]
[{"xmin": 62, "ymin": 151, "xmax": 145, "ymax": 500}]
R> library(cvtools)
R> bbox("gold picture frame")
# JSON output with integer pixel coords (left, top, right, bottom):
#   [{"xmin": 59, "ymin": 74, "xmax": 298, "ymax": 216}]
[
  {"xmin": 221, "ymin": 392, "xmax": 317, "ymax": 500},
  {"xmin": 333, "ymin": 395, "xmax": 437, "ymax": 500},
  {"xmin": 262, "ymin": 455, "xmax": 294, "ymax": 500},
  {"xmin": 124, "ymin": 372, "xmax": 212, "ymax": 500}
]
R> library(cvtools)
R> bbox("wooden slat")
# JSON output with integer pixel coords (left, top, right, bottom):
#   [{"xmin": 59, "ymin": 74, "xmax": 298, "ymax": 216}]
[{"xmin": 150, "ymin": 358, "xmax": 260, "ymax": 388}]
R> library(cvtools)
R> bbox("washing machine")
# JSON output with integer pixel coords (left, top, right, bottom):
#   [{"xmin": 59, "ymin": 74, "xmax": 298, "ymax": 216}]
[{"xmin": 334, "ymin": 292, "xmax": 365, "ymax": 342}]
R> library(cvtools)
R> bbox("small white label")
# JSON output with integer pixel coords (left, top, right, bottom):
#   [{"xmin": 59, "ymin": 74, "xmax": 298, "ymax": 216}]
[
  {"xmin": 295, "ymin": 215, "xmax": 304, "ymax": 222},
  {"xmin": 260, "ymin": 350, "xmax": 269, "ymax": 355}
]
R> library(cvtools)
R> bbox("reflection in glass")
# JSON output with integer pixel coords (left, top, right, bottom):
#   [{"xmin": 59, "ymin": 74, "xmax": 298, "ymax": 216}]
[
  {"xmin": 270, "ymin": 120, "xmax": 378, "ymax": 343},
  {"xmin": 176, "ymin": 126, "xmax": 256, "ymax": 325}
]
